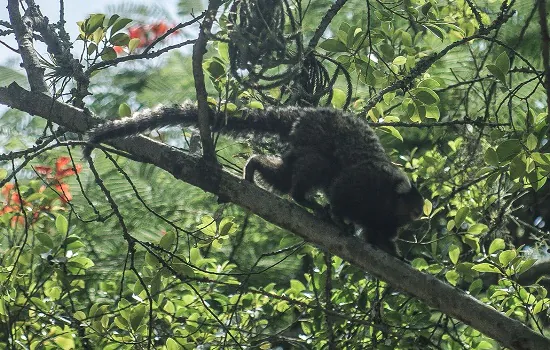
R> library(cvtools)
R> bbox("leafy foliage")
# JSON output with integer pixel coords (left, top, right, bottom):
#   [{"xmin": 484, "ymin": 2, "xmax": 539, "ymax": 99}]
[{"xmin": 1, "ymin": 0, "xmax": 550, "ymax": 348}]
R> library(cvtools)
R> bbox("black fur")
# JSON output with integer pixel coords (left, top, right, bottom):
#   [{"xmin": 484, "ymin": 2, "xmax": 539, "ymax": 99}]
[{"xmin": 85, "ymin": 104, "xmax": 424, "ymax": 255}]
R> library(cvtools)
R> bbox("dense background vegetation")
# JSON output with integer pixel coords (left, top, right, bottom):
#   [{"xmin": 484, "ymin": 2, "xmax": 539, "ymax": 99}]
[{"xmin": 1, "ymin": 0, "xmax": 550, "ymax": 348}]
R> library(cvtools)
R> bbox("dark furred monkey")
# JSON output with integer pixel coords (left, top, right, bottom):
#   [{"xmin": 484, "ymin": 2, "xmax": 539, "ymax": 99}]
[{"xmin": 85, "ymin": 104, "xmax": 424, "ymax": 255}]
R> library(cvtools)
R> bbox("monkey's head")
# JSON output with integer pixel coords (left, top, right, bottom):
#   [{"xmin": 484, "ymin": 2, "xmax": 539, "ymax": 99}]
[{"xmin": 394, "ymin": 180, "xmax": 424, "ymax": 227}]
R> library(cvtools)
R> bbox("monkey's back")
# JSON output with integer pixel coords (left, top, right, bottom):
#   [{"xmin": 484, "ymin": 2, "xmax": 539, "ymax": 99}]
[{"xmin": 289, "ymin": 109, "xmax": 389, "ymax": 166}]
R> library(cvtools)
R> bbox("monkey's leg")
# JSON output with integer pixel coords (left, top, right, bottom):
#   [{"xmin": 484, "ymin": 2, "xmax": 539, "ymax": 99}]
[
  {"xmin": 288, "ymin": 154, "xmax": 333, "ymax": 211},
  {"xmin": 365, "ymin": 230, "xmax": 399, "ymax": 256},
  {"xmin": 243, "ymin": 154, "xmax": 293, "ymax": 193}
]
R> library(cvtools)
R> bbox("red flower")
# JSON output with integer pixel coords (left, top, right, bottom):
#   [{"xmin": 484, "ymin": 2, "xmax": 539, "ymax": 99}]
[
  {"xmin": 128, "ymin": 25, "xmax": 148, "ymax": 47},
  {"xmin": 1, "ymin": 183, "xmax": 14, "ymax": 199},
  {"xmin": 33, "ymin": 156, "xmax": 82, "ymax": 203},
  {"xmin": 0, "ymin": 183, "xmax": 25, "ymax": 227},
  {"xmin": 124, "ymin": 21, "xmax": 177, "ymax": 51},
  {"xmin": 35, "ymin": 166, "xmax": 52, "ymax": 175},
  {"xmin": 113, "ymin": 46, "xmax": 125, "ymax": 54},
  {"xmin": 55, "ymin": 157, "xmax": 82, "ymax": 178},
  {"xmin": 151, "ymin": 22, "xmax": 169, "ymax": 36}
]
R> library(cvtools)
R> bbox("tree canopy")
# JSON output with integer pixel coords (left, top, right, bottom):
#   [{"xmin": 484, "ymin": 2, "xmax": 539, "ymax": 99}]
[{"xmin": 1, "ymin": 0, "xmax": 550, "ymax": 349}]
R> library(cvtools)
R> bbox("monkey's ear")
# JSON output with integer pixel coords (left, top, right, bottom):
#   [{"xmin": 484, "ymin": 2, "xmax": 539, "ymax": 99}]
[{"xmin": 395, "ymin": 179, "xmax": 412, "ymax": 194}]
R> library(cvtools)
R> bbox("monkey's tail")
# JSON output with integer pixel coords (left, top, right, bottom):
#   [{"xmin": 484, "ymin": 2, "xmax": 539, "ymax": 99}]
[{"xmin": 83, "ymin": 103, "xmax": 300, "ymax": 158}]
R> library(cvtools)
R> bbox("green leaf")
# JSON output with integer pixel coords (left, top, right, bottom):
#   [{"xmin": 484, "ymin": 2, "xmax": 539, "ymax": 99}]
[
  {"xmin": 495, "ymin": 52, "xmax": 510, "ymax": 74},
  {"xmin": 145, "ymin": 251, "xmax": 160, "ymax": 267},
  {"xmin": 111, "ymin": 18, "xmax": 133, "ymax": 35},
  {"xmin": 107, "ymin": 14, "xmax": 120, "ymax": 28},
  {"xmin": 393, "ymin": 56, "xmax": 407, "ymax": 65},
  {"xmin": 54, "ymin": 335, "xmax": 75, "ymax": 349},
  {"xmin": 56, "ymin": 214, "xmax": 68, "ymax": 235},
  {"xmin": 484, "ymin": 148, "xmax": 499, "ymax": 166},
  {"xmin": 110, "ymin": 33, "xmax": 130, "ymax": 46},
  {"xmin": 92, "ymin": 28, "xmax": 104, "ymax": 45},
  {"xmin": 118, "ymin": 103, "xmax": 131, "ymax": 117},
  {"xmin": 87, "ymin": 43, "xmax": 97, "ymax": 55},
  {"xmin": 443, "ymin": 23, "xmax": 466, "ymax": 37},
  {"xmin": 445, "ymin": 270, "xmax": 459, "ymax": 286},
  {"xmin": 477, "ymin": 341, "xmax": 495, "ymax": 349},
  {"xmin": 463, "ymin": 235, "xmax": 480, "ymax": 252},
  {"xmin": 190, "ymin": 247, "xmax": 201, "ymax": 264},
  {"xmin": 412, "ymin": 87, "xmax": 439, "ymax": 105},
  {"xmin": 221, "ymin": 103, "xmax": 237, "ymax": 113},
  {"xmin": 424, "ymin": 105, "xmax": 440, "ymax": 120},
  {"xmin": 330, "ymin": 88, "xmax": 347, "ymax": 108},
  {"xmin": 446, "ymin": 219, "xmax": 455, "ymax": 231},
  {"xmin": 411, "ymin": 258, "xmax": 428, "ymax": 270},
  {"xmin": 74, "ymin": 311, "xmax": 86, "ymax": 321},
  {"xmin": 319, "ymin": 39, "xmax": 348, "ymax": 52},
  {"xmin": 290, "ymin": 279, "xmax": 306, "ymax": 293},
  {"xmin": 469, "ymin": 279, "xmax": 483, "ymax": 296},
  {"xmin": 205, "ymin": 60, "xmax": 225, "ymax": 80},
  {"xmin": 36, "ymin": 232, "xmax": 54, "ymax": 249},
  {"xmin": 199, "ymin": 215, "xmax": 217, "ymax": 236},
  {"xmin": 128, "ymin": 38, "xmax": 141, "ymax": 52},
  {"xmin": 509, "ymin": 156, "xmax": 526, "ymax": 180},
  {"xmin": 496, "ymin": 139, "xmax": 522, "ymax": 162},
  {"xmin": 487, "ymin": 64, "xmax": 506, "ymax": 85},
  {"xmin": 66, "ymin": 236, "xmax": 85, "ymax": 250},
  {"xmin": 159, "ymin": 231, "xmax": 176, "ymax": 250},
  {"xmin": 401, "ymin": 31, "xmax": 412, "ymax": 46},
  {"xmin": 84, "ymin": 14, "xmax": 105, "ymax": 35},
  {"xmin": 516, "ymin": 258, "xmax": 537, "ymax": 275},
  {"xmin": 246, "ymin": 101, "xmax": 264, "ymax": 110},
  {"xmin": 527, "ymin": 168, "xmax": 547, "ymax": 190},
  {"xmin": 101, "ymin": 47, "xmax": 117, "ymax": 61},
  {"xmin": 488, "ymin": 238, "xmax": 505, "ymax": 254},
  {"xmin": 383, "ymin": 92, "xmax": 395, "ymax": 105},
  {"xmin": 166, "ymin": 338, "xmax": 182, "ymax": 350},
  {"xmin": 448, "ymin": 244, "xmax": 460, "ymax": 264},
  {"xmin": 468, "ymin": 223, "xmax": 488, "ymax": 235},
  {"xmin": 423, "ymin": 199, "xmax": 432, "ymax": 216},
  {"xmin": 130, "ymin": 304, "xmax": 146, "ymax": 330},
  {"xmin": 424, "ymin": 23, "xmax": 445, "ymax": 40},
  {"xmin": 454, "ymin": 207, "xmax": 469, "ymax": 228},
  {"xmin": 498, "ymin": 250, "xmax": 516, "ymax": 266},
  {"xmin": 418, "ymin": 78, "xmax": 440, "ymax": 89},
  {"xmin": 173, "ymin": 260, "xmax": 195, "ymax": 277},
  {"xmin": 380, "ymin": 126, "xmax": 403, "ymax": 142},
  {"xmin": 471, "ymin": 263, "xmax": 501, "ymax": 274},
  {"xmin": 219, "ymin": 217, "xmax": 236, "ymax": 236},
  {"xmin": 218, "ymin": 42, "xmax": 230, "ymax": 62},
  {"xmin": 532, "ymin": 152, "xmax": 550, "ymax": 165},
  {"xmin": 526, "ymin": 134, "xmax": 538, "ymax": 151},
  {"xmin": 533, "ymin": 300, "xmax": 546, "ymax": 315}
]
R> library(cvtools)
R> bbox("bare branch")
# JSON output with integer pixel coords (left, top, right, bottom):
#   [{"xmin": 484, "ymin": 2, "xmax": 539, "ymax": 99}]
[
  {"xmin": 192, "ymin": 0, "xmax": 222, "ymax": 162},
  {"xmin": 538, "ymin": 0, "xmax": 550, "ymax": 119}
]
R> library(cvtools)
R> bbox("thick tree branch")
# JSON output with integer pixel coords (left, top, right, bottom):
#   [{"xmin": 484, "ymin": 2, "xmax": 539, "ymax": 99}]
[
  {"xmin": 7, "ymin": 0, "xmax": 47, "ymax": 92},
  {"xmin": 0, "ymin": 83, "xmax": 548, "ymax": 350}
]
